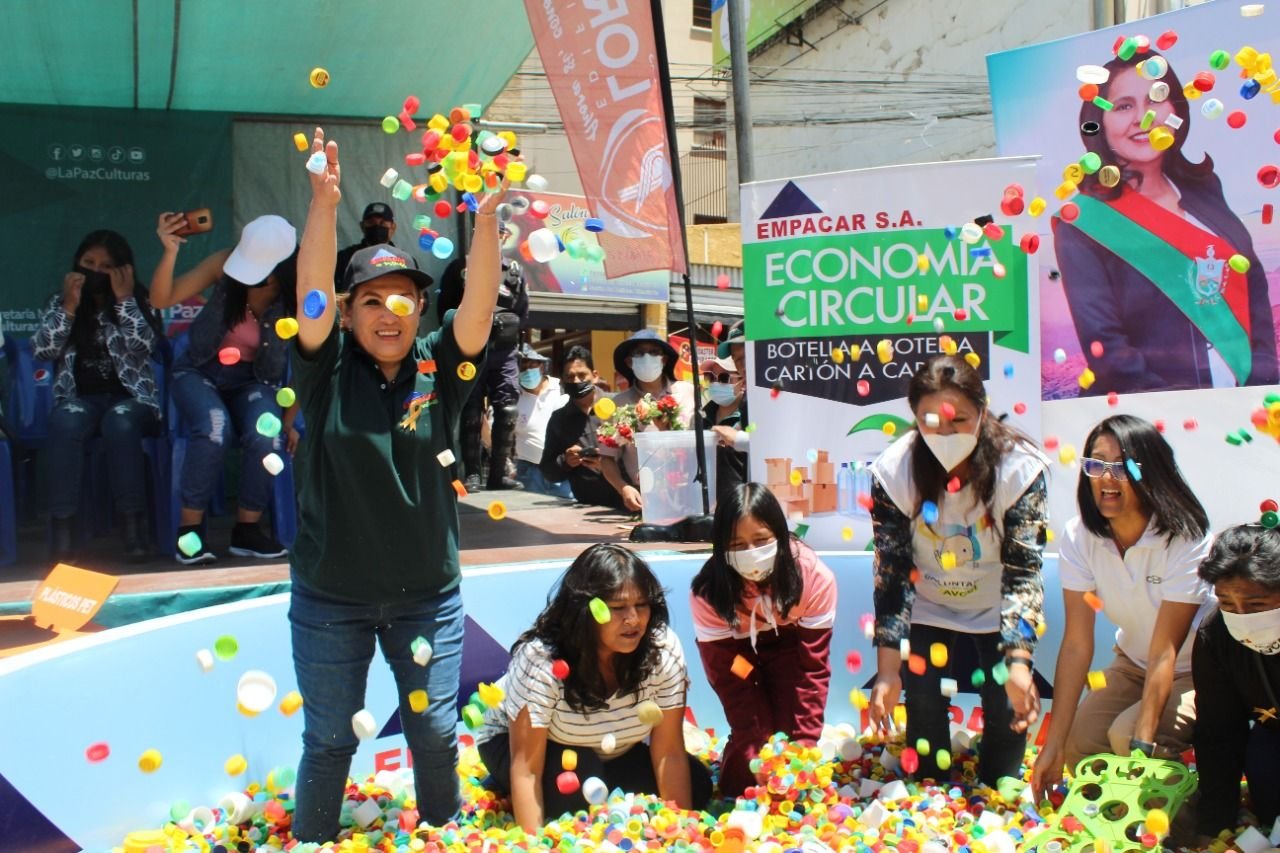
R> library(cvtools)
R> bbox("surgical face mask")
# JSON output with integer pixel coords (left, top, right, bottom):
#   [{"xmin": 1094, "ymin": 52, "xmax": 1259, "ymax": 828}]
[
  {"xmin": 363, "ymin": 224, "xmax": 391, "ymax": 245},
  {"xmin": 518, "ymin": 368, "xmax": 543, "ymax": 390},
  {"xmin": 725, "ymin": 540, "xmax": 778, "ymax": 583},
  {"xmin": 1222, "ymin": 607, "xmax": 1280, "ymax": 655},
  {"xmin": 631, "ymin": 354, "xmax": 664, "ymax": 383},
  {"xmin": 565, "ymin": 380, "xmax": 595, "ymax": 400},
  {"xmin": 708, "ymin": 382, "xmax": 739, "ymax": 406}
]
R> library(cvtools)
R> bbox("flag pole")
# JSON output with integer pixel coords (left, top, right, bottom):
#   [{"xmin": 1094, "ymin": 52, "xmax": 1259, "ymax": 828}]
[{"xmin": 648, "ymin": 0, "xmax": 712, "ymax": 521}]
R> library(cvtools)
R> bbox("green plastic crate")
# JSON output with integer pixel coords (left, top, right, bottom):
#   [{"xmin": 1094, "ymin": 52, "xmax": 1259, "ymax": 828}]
[{"xmin": 1024, "ymin": 754, "xmax": 1198, "ymax": 853}]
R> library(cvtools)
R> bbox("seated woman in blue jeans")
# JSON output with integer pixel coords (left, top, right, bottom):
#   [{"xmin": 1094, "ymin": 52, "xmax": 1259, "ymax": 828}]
[
  {"xmin": 34, "ymin": 230, "xmax": 164, "ymax": 563},
  {"xmin": 150, "ymin": 212, "xmax": 300, "ymax": 564}
]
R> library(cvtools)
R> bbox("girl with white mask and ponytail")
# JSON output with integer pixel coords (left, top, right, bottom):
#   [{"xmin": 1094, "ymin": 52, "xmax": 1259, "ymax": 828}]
[
  {"xmin": 690, "ymin": 483, "xmax": 836, "ymax": 797},
  {"xmin": 867, "ymin": 354, "xmax": 1050, "ymax": 787},
  {"xmin": 1192, "ymin": 523, "xmax": 1280, "ymax": 842}
]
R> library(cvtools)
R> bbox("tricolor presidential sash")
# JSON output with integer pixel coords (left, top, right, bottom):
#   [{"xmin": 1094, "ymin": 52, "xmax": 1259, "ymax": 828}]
[{"xmin": 1055, "ymin": 188, "xmax": 1253, "ymax": 384}]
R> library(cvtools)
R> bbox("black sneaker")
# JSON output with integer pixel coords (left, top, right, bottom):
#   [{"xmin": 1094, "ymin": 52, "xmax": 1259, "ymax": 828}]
[
  {"xmin": 463, "ymin": 475, "xmax": 483, "ymax": 494},
  {"xmin": 229, "ymin": 523, "xmax": 288, "ymax": 559},
  {"xmin": 175, "ymin": 524, "xmax": 217, "ymax": 566}
]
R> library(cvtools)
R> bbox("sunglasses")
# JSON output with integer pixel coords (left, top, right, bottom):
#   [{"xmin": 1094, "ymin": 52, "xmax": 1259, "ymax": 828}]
[
  {"xmin": 701, "ymin": 372, "xmax": 735, "ymax": 383},
  {"xmin": 1080, "ymin": 457, "xmax": 1141, "ymax": 481}
]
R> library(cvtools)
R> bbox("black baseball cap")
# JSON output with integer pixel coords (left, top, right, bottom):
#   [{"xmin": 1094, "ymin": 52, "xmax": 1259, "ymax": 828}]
[
  {"xmin": 362, "ymin": 202, "xmax": 395, "ymax": 222},
  {"xmin": 340, "ymin": 245, "xmax": 433, "ymax": 295}
]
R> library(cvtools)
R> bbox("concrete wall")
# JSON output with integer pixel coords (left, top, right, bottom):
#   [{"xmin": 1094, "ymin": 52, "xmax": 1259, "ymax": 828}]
[{"xmin": 728, "ymin": 0, "xmax": 1098, "ymax": 216}]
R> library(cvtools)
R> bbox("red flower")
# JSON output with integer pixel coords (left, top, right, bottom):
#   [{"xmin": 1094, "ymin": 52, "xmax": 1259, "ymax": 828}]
[
  {"xmin": 659, "ymin": 395, "xmax": 677, "ymax": 410},
  {"xmin": 618, "ymin": 425, "xmax": 633, "ymax": 438}
]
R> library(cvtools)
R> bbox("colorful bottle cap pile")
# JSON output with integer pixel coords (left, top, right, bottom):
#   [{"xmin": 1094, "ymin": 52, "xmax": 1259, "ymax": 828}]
[{"xmin": 114, "ymin": 726, "xmax": 1272, "ymax": 853}]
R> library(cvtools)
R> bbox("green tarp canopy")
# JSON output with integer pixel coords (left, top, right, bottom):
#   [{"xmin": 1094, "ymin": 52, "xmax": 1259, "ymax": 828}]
[{"xmin": 0, "ymin": 0, "xmax": 532, "ymax": 117}]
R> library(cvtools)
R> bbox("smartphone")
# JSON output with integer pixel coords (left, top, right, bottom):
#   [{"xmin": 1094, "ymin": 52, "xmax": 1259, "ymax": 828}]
[
  {"xmin": 175, "ymin": 207, "xmax": 213, "ymax": 237},
  {"xmin": 580, "ymin": 448, "xmax": 600, "ymax": 458}
]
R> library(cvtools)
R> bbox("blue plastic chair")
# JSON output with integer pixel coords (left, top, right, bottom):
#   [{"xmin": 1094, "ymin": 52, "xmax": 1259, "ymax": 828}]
[
  {"xmin": 165, "ymin": 333, "xmax": 298, "ymax": 558},
  {"xmin": 8, "ymin": 333, "xmax": 171, "ymax": 548},
  {"xmin": 0, "ymin": 439, "xmax": 17, "ymax": 566}
]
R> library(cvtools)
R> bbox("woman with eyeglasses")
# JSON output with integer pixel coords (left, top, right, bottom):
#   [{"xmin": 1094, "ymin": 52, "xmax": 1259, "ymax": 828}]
[{"xmin": 1030, "ymin": 414, "xmax": 1212, "ymax": 801}]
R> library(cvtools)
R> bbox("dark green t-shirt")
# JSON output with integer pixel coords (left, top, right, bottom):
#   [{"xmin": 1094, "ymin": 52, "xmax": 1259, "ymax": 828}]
[{"xmin": 289, "ymin": 311, "xmax": 484, "ymax": 603}]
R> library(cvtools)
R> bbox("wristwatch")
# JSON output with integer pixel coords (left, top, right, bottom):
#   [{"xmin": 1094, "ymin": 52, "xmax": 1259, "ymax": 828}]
[{"xmin": 1128, "ymin": 738, "xmax": 1156, "ymax": 757}]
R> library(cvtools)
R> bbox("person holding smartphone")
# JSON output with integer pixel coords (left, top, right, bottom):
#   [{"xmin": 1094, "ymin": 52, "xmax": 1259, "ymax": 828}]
[{"xmin": 540, "ymin": 346, "xmax": 626, "ymax": 511}]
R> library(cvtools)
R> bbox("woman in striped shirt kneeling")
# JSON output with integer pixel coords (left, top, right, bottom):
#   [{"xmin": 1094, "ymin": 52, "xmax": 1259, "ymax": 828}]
[{"xmin": 476, "ymin": 544, "xmax": 712, "ymax": 831}]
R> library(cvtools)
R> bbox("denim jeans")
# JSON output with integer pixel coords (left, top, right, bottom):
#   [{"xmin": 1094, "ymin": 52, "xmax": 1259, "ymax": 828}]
[
  {"xmin": 288, "ymin": 580, "xmax": 465, "ymax": 842},
  {"xmin": 515, "ymin": 459, "xmax": 573, "ymax": 499},
  {"xmin": 172, "ymin": 362, "xmax": 280, "ymax": 513},
  {"xmin": 46, "ymin": 393, "xmax": 158, "ymax": 517},
  {"xmin": 903, "ymin": 622, "xmax": 1025, "ymax": 786}
]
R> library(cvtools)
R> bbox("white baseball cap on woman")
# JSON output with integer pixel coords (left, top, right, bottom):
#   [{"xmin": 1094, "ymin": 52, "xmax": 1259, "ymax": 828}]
[{"xmin": 223, "ymin": 215, "xmax": 297, "ymax": 285}]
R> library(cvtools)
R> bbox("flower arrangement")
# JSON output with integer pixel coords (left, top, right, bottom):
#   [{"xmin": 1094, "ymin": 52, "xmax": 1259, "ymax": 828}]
[{"xmin": 597, "ymin": 393, "xmax": 683, "ymax": 448}]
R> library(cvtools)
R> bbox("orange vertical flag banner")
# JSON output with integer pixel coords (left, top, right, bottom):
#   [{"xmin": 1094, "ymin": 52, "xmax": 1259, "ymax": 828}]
[{"xmin": 522, "ymin": 0, "xmax": 688, "ymax": 277}]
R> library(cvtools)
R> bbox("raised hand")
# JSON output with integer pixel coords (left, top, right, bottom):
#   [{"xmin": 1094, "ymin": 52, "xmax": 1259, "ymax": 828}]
[
  {"xmin": 308, "ymin": 127, "xmax": 341, "ymax": 208},
  {"xmin": 62, "ymin": 271, "xmax": 84, "ymax": 313},
  {"xmin": 156, "ymin": 212, "xmax": 188, "ymax": 252}
]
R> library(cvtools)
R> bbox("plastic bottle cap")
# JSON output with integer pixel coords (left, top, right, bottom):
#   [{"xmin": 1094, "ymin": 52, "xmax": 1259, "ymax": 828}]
[
  {"xmin": 218, "ymin": 346, "xmax": 241, "ymax": 366},
  {"xmin": 178, "ymin": 530, "xmax": 203, "ymax": 557},
  {"xmin": 225, "ymin": 753, "xmax": 248, "ymax": 776},
  {"xmin": 487, "ymin": 501, "xmax": 507, "ymax": 521},
  {"xmin": 309, "ymin": 68, "xmax": 330, "ymax": 88},
  {"xmin": 275, "ymin": 317, "xmax": 300, "ymax": 339},
  {"xmin": 352, "ymin": 708, "xmax": 378, "ymax": 740},
  {"xmin": 408, "ymin": 689, "xmax": 429, "ymax": 714},
  {"xmin": 138, "ymin": 748, "xmax": 163, "ymax": 773},
  {"xmin": 256, "ymin": 412, "xmax": 282, "ymax": 438},
  {"xmin": 262, "ymin": 453, "xmax": 284, "ymax": 476},
  {"xmin": 303, "ymin": 289, "xmax": 328, "ymax": 319},
  {"xmin": 279, "ymin": 690, "xmax": 304, "ymax": 716},
  {"xmin": 431, "ymin": 236, "xmax": 455, "ymax": 260},
  {"xmin": 206, "ymin": 639, "xmax": 238, "ymax": 667},
  {"xmin": 195, "ymin": 648, "xmax": 215, "ymax": 672},
  {"xmin": 386, "ymin": 294, "xmax": 416, "ymax": 317},
  {"xmin": 589, "ymin": 597, "xmax": 611, "ymax": 624},
  {"xmin": 412, "ymin": 636, "xmax": 434, "ymax": 666},
  {"xmin": 237, "ymin": 670, "xmax": 278, "ymax": 714}
]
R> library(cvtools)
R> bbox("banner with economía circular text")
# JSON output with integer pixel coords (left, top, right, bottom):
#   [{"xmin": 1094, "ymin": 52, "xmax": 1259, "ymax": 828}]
[{"xmin": 739, "ymin": 157, "xmax": 1043, "ymax": 549}]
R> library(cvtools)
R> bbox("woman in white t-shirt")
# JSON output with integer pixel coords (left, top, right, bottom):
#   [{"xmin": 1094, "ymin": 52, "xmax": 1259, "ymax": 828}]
[
  {"xmin": 476, "ymin": 544, "xmax": 711, "ymax": 831},
  {"xmin": 1030, "ymin": 415, "xmax": 1212, "ymax": 800},
  {"xmin": 867, "ymin": 354, "xmax": 1050, "ymax": 785}
]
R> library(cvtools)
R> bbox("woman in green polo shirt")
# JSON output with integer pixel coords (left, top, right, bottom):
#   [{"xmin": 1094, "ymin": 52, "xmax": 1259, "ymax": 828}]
[{"xmin": 287, "ymin": 127, "xmax": 506, "ymax": 842}]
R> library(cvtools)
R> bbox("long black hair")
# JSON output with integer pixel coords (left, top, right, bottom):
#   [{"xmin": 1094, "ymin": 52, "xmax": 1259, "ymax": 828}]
[
  {"xmin": 907, "ymin": 354, "xmax": 1038, "ymax": 522},
  {"xmin": 692, "ymin": 483, "xmax": 802, "ymax": 627},
  {"xmin": 1077, "ymin": 414, "xmax": 1208, "ymax": 542},
  {"xmin": 1078, "ymin": 52, "xmax": 1215, "ymax": 200},
  {"xmin": 1198, "ymin": 524, "xmax": 1280, "ymax": 588},
  {"xmin": 514, "ymin": 544, "xmax": 670, "ymax": 712},
  {"xmin": 222, "ymin": 249, "xmax": 298, "ymax": 328},
  {"xmin": 68, "ymin": 230, "xmax": 161, "ymax": 350}
]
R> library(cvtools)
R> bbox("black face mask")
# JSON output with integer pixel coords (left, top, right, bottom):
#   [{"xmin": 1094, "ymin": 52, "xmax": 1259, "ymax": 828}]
[
  {"xmin": 565, "ymin": 380, "xmax": 595, "ymax": 400},
  {"xmin": 363, "ymin": 224, "xmax": 391, "ymax": 245},
  {"xmin": 75, "ymin": 266, "xmax": 113, "ymax": 299}
]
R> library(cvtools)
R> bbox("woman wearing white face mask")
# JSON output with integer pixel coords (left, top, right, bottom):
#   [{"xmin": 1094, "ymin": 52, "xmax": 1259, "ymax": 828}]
[
  {"xmin": 598, "ymin": 330, "xmax": 695, "ymax": 512},
  {"xmin": 1192, "ymin": 523, "xmax": 1280, "ymax": 841},
  {"xmin": 867, "ymin": 354, "xmax": 1050, "ymax": 786},
  {"xmin": 702, "ymin": 354, "xmax": 750, "ymax": 502},
  {"xmin": 690, "ymin": 483, "xmax": 836, "ymax": 797}
]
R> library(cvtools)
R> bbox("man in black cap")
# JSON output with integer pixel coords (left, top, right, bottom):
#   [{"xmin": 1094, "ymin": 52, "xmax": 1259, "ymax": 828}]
[
  {"xmin": 335, "ymin": 202, "xmax": 397, "ymax": 286},
  {"xmin": 437, "ymin": 252, "xmax": 528, "ymax": 491}
]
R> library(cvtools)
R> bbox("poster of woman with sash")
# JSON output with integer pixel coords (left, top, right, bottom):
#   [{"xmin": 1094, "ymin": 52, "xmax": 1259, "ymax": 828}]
[{"xmin": 1053, "ymin": 52, "xmax": 1278, "ymax": 396}]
